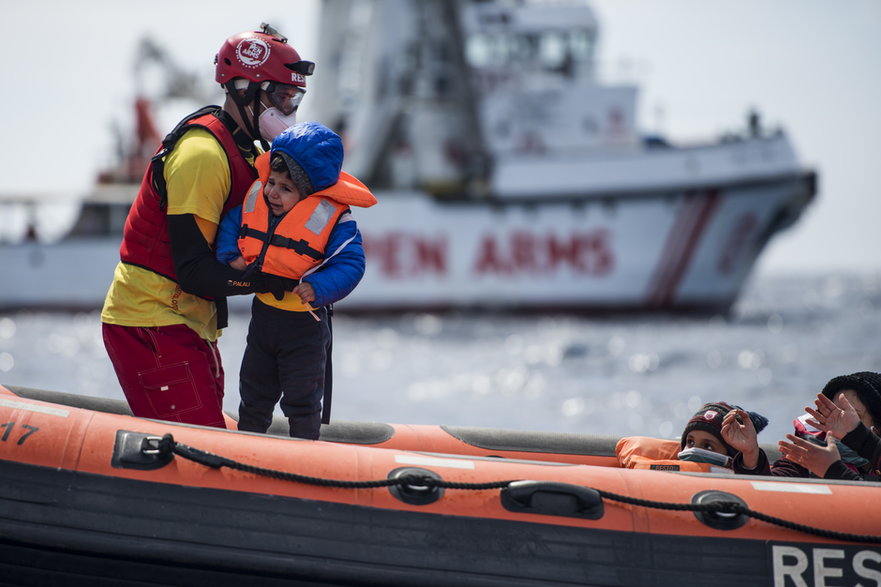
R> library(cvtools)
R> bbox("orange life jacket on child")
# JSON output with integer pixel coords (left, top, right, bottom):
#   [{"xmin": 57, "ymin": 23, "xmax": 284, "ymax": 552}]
[{"xmin": 237, "ymin": 152, "xmax": 376, "ymax": 280}]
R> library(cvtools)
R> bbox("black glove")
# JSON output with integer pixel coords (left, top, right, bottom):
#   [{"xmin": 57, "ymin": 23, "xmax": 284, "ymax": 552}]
[
  {"xmin": 253, "ymin": 271, "xmax": 298, "ymax": 301},
  {"xmin": 240, "ymin": 261, "xmax": 260, "ymax": 282}
]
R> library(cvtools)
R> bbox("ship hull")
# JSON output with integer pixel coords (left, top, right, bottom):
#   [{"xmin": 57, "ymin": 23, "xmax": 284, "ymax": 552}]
[{"xmin": 0, "ymin": 170, "xmax": 814, "ymax": 313}]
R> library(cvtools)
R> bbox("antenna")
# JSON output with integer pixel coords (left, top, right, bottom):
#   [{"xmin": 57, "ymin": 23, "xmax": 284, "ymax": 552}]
[{"xmin": 260, "ymin": 23, "xmax": 287, "ymax": 43}]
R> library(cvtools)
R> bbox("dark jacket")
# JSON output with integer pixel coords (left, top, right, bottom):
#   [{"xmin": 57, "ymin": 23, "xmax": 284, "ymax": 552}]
[{"xmin": 771, "ymin": 423, "xmax": 881, "ymax": 481}]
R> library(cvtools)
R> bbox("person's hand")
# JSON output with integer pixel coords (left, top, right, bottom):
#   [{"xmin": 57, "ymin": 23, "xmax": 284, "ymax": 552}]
[
  {"xmin": 229, "ymin": 256, "xmax": 247, "ymax": 270},
  {"xmin": 721, "ymin": 409, "xmax": 760, "ymax": 468},
  {"xmin": 254, "ymin": 272, "xmax": 297, "ymax": 301},
  {"xmin": 805, "ymin": 393, "xmax": 860, "ymax": 438},
  {"xmin": 778, "ymin": 433, "xmax": 841, "ymax": 477},
  {"xmin": 241, "ymin": 261, "xmax": 259, "ymax": 281},
  {"xmin": 293, "ymin": 282, "xmax": 315, "ymax": 304}
]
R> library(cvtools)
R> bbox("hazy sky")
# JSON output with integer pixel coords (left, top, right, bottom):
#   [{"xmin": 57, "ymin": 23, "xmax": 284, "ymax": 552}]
[{"xmin": 2, "ymin": 0, "xmax": 879, "ymax": 275}]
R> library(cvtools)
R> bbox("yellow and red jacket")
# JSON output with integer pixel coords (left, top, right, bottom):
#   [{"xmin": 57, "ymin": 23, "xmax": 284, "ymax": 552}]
[{"xmin": 120, "ymin": 107, "xmax": 256, "ymax": 282}]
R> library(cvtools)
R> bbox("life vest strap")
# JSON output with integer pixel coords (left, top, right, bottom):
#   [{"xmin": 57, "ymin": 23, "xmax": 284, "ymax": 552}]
[
  {"xmin": 150, "ymin": 105, "xmax": 227, "ymax": 210},
  {"xmin": 269, "ymin": 234, "xmax": 324, "ymax": 260},
  {"xmin": 240, "ymin": 226, "xmax": 324, "ymax": 260}
]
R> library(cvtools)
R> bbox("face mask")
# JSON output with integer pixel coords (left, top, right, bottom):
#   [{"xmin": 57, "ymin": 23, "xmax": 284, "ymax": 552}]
[
  {"xmin": 677, "ymin": 447, "xmax": 732, "ymax": 468},
  {"xmin": 258, "ymin": 107, "xmax": 298, "ymax": 143}
]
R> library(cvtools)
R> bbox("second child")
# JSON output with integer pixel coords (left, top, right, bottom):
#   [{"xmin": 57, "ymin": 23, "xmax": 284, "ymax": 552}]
[
  {"xmin": 678, "ymin": 401, "xmax": 771, "ymax": 473},
  {"xmin": 616, "ymin": 401, "xmax": 770, "ymax": 474}
]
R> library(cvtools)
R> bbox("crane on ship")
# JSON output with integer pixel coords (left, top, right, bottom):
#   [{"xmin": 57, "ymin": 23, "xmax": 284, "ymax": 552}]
[
  {"xmin": 97, "ymin": 37, "xmax": 216, "ymax": 184},
  {"xmin": 60, "ymin": 37, "xmax": 220, "ymax": 240}
]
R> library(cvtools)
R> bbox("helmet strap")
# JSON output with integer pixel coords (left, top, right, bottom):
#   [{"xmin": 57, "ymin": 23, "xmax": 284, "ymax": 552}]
[
  {"xmin": 252, "ymin": 97, "xmax": 270, "ymax": 151},
  {"xmin": 225, "ymin": 80, "xmax": 268, "ymax": 149}
]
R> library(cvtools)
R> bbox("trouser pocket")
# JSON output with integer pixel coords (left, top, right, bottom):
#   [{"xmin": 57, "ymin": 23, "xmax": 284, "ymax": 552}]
[{"xmin": 138, "ymin": 362, "xmax": 202, "ymax": 419}]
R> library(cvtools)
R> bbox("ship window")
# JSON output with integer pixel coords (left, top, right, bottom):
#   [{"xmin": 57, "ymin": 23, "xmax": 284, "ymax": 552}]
[
  {"xmin": 539, "ymin": 33, "xmax": 568, "ymax": 68},
  {"xmin": 465, "ymin": 34, "xmax": 492, "ymax": 68},
  {"xmin": 466, "ymin": 29, "xmax": 595, "ymax": 72},
  {"xmin": 567, "ymin": 30, "xmax": 594, "ymax": 61}
]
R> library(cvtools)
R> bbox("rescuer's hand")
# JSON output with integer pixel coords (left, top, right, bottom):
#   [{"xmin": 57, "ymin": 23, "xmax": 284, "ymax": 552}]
[{"xmin": 253, "ymin": 270, "xmax": 298, "ymax": 301}]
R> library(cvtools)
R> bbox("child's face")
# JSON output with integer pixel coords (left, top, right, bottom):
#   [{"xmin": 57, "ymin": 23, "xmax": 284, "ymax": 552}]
[
  {"xmin": 264, "ymin": 169, "xmax": 304, "ymax": 216},
  {"xmin": 837, "ymin": 389, "xmax": 875, "ymax": 429},
  {"xmin": 683, "ymin": 430, "xmax": 728, "ymax": 455}
]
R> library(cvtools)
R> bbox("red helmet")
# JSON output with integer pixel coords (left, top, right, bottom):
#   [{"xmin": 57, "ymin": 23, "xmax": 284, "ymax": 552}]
[{"xmin": 214, "ymin": 24, "xmax": 314, "ymax": 87}]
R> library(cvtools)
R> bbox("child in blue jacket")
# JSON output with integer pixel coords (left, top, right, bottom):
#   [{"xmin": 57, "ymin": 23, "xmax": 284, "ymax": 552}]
[{"xmin": 216, "ymin": 122, "xmax": 376, "ymax": 439}]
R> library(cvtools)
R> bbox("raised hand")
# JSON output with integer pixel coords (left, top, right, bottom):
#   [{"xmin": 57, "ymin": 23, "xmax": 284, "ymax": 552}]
[
  {"xmin": 778, "ymin": 433, "xmax": 841, "ymax": 477},
  {"xmin": 805, "ymin": 393, "xmax": 860, "ymax": 438},
  {"xmin": 721, "ymin": 409, "xmax": 760, "ymax": 468}
]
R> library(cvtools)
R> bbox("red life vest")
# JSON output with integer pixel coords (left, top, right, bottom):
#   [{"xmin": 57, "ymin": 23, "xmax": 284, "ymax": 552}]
[
  {"xmin": 119, "ymin": 107, "xmax": 257, "ymax": 282},
  {"xmin": 237, "ymin": 152, "xmax": 376, "ymax": 279}
]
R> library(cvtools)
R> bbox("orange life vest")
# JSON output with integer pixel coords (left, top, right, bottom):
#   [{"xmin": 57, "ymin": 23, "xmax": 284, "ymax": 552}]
[
  {"xmin": 237, "ymin": 152, "xmax": 376, "ymax": 280},
  {"xmin": 615, "ymin": 436, "xmax": 723, "ymax": 473}
]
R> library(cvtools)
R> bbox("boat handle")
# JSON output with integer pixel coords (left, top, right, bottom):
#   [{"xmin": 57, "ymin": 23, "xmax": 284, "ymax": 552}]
[
  {"xmin": 501, "ymin": 481, "xmax": 604, "ymax": 520},
  {"xmin": 111, "ymin": 431, "xmax": 174, "ymax": 470}
]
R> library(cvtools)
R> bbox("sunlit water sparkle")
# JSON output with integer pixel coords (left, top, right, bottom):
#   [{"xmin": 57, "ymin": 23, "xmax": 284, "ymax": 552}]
[{"xmin": 2, "ymin": 271, "xmax": 879, "ymax": 445}]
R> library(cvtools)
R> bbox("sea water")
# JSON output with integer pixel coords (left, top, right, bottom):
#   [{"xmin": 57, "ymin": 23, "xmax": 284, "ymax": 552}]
[{"xmin": 1, "ymin": 270, "xmax": 879, "ymax": 444}]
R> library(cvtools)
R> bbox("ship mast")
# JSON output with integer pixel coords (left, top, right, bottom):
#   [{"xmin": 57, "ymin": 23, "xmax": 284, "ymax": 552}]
[{"xmin": 311, "ymin": 0, "xmax": 491, "ymax": 196}]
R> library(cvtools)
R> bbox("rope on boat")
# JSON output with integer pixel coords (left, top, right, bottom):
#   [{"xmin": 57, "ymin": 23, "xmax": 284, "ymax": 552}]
[
  {"xmin": 155, "ymin": 433, "xmax": 510, "ymax": 491},
  {"xmin": 590, "ymin": 488, "xmax": 881, "ymax": 545},
  {"xmin": 152, "ymin": 433, "xmax": 881, "ymax": 545}
]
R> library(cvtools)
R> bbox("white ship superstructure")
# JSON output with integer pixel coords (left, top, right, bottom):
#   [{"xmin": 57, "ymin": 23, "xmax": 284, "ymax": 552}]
[
  {"xmin": 309, "ymin": 0, "xmax": 815, "ymax": 312},
  {"xmin": 0, "ymin": 0, "xmax": 815, "ymax": 313}
]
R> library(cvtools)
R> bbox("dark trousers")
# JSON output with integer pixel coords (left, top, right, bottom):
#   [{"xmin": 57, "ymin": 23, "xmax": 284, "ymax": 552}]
[{"xmin": 237, "ymin": 299, "xmax": 330, "ymax": 439}]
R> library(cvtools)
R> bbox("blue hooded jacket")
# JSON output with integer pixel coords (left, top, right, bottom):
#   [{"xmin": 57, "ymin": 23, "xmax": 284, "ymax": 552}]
[{"xmin": 216, "ymin": 122, "xmax": 372, "ymax": 307}]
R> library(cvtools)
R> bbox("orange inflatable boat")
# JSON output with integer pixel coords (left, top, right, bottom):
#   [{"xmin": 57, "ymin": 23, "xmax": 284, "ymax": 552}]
[{"xmin": 0, "ymin": 384, "xmax": 879, "ymax": 586}]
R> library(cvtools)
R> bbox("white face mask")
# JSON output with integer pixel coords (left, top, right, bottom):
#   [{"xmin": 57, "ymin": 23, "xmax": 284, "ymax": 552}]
[{"xmin": 258, "ymin": 107, "xmax": 298, "ymax": 143}]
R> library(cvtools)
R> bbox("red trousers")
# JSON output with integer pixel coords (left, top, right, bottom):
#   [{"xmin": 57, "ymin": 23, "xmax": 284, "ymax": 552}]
[{"xmin": 102, "ymin": 323, "xmax": 226, "ymax": 428}]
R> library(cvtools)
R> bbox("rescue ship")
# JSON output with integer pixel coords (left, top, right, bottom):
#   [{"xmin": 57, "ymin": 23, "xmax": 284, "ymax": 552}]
[
  {"xmin": 0, "ymin": 0, "xmax": 815, "ymax": 313},
  {"xmin": 0, "ymin": 384, "xmax": 878, "ymax": 586}
]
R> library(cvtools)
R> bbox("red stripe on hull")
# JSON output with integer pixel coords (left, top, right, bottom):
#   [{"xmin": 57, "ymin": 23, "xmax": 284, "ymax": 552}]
[{"xmin": 646, "ymin": 189, "xmax": 721, "ymax": 307}]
